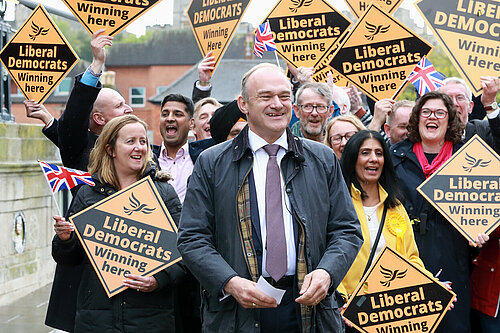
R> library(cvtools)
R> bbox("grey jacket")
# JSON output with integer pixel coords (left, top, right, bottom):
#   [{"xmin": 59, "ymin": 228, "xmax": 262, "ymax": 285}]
[{"xmin": 177, "ymin": 127, "xmax": 362, "ymax": 332}]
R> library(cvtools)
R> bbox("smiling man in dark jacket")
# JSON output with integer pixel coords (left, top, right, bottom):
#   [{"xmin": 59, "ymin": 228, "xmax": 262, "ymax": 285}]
[{"xmin": 177, "ymin": 63, "xmax": 362, "ymax": 333}]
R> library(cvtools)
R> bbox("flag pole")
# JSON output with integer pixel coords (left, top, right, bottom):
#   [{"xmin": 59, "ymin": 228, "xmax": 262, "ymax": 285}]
[
  {"xmin": 266, "ymin": 19, "xmax": 281, "ymax": 69},
  {"xmin": 38, "ymin": 160, "xmax": 63, "ymax": 216}
]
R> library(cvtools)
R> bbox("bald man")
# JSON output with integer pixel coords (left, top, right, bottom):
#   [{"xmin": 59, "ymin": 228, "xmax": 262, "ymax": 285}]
[{"xmin": 57, "ymin": 30, "xmax": 132, "ymax": 170}]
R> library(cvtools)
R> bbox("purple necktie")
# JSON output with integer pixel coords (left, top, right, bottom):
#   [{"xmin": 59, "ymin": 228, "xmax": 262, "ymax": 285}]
[{"xmin": 263, "ymin": 144, "xmax": 287, "ymax": 282}]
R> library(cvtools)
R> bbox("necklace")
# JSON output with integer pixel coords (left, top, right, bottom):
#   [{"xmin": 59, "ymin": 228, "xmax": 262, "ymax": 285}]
[{"xmin": 364, "ymin": 205, "xmax": 378, "ymax": 222}]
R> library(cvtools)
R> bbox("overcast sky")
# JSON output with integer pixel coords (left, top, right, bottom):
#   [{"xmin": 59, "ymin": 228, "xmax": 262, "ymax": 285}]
[{"xmin": 26, "ymin": 0, "xmax": 421, "ymax": 36}]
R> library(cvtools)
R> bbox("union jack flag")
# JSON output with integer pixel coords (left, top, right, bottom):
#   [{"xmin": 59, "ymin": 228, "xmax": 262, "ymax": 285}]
[
  {"xmin": 254, "ymin": 21, "xmax": 277, "ymax": 58},
  {"xmin": 407, "ymin": 57, "xmax": 445, "ymax": 96},
  {"xmin": 39, "ymin": 161, "xmax": 94, "ymax": 193}
]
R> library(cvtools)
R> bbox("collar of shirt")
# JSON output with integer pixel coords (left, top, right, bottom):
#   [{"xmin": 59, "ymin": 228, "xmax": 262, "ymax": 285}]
[
  {"xmin": 248, "ymin": 129, "xmax": 288, "ymax": 154},
  {"xmin": 160, "ymin": 141, "xmax": 189, "ymax": 161}
]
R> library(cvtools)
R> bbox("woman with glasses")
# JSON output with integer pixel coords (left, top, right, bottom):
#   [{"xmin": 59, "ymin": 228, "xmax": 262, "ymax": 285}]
[
  {"xmin": 338, "ymin": 130, "xmax": 430, "ymax": 331},
  {"xmin": 390, "ymin": 91, "xmax": 468, "ymax": 332},
  {"xmin": 324, "ymin": 114, "xmax": 366, "ymax": 159}
]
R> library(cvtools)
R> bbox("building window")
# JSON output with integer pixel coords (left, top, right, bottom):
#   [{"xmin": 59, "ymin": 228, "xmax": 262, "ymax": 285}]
[
  {"xmin": 130, "ymin": 87, "xmax": 146, "ymax": 107},
  {"xmin": 156, "ymin": 86, "xmax": 168, "ymax": 95},
  {"xmin": 55, "ymin": 77, "xmax": 72, "ymax": 95}
]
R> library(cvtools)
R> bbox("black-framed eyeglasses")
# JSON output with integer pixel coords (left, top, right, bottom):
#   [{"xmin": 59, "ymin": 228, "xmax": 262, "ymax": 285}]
[
  {"xmin": 329, "ymin": 131, "xmax": 358, "ymax": 145},
  {"xmin": 420, "ymin": 108, "xmax": 448, "ymax": 119},
  {"xmin": 298, "ymin": 104, "xmax": 329, "ymax": 114}
]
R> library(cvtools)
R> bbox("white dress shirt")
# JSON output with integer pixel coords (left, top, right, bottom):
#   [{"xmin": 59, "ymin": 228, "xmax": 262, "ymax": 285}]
[
  {"xmin": 157, "ymin": 141, "xmax": 193, "ymax": 203},
  {"xmin": 248, "ymin": 129, "xmax": 296, "ymax": 277}
]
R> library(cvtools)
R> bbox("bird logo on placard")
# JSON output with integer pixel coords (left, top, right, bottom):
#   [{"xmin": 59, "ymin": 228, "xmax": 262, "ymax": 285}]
[
  {"xmin": 463, "ymin": 153, "xmax": 491, "ymax": 172},
  {"xmin": 380, "ymin": 266, "xmax": 407, "ymax": 287},
  {"xmin": 364, "ymin": 22, "xmax": 390, "ymax": 41},
  {"xmin": 289, "ymin": 0, "xmax": 312, "ymax": 13},
  {"xmin": 29, "ymin": 21, "xmax": 50, "ymax": 41},
  {"xmin": 123, "ymin": 193, "xmax": 155, "ymax": 216}
]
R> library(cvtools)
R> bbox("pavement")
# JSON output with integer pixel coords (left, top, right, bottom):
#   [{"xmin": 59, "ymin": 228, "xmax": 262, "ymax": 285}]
[{"xmin": 0, "ymin": 283, "xmax": 66, "ymax": 333}]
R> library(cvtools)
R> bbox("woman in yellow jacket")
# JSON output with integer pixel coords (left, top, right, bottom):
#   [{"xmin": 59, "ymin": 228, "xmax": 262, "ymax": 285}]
[{"xmin": 337, "ymin": 130, "xmax": 427, "ymax": 300}]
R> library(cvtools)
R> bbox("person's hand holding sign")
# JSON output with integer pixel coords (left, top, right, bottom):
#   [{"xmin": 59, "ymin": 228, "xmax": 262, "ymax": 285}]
[
  {"xmin": 198, "ymin": 51, "xmax": 215, "ymax": 87},
  {"xmin": 469, "ymin": 233, "xmax": 490, "ymax": 248},
  {"xmin": 123, "ymin": 274, "xmax": 159, "ymax": 293},
  {"xmin": 480, "ymin": 76, "xmax": 499, "ymax": 110},
  {"xmin": 24, "ymin": 99, "xmax": 53, "ymax": 126},
  {"xmin": 369, "ymin": 98, "xmax": 395, "ymax": 131},
  {"xmin": 90, "ymin": 29, "xmax": 113, "ymax": 77},
  {"xmin": 53, "ymin": 215, "xmax": 74, "ymax": 241}
]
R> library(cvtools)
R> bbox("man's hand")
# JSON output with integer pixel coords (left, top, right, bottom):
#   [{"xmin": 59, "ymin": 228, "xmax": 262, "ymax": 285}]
[
  {"xmin": 480, "ymin": 76, "xmax": 499, "ymax": 108},
  {"xmin": 295, "ymin": 269, "xmax": 331, "ymax": 306},
  {"xmin": 369, "ymin": 98, "xmax": 395, "ymax": 131},
  {"xmin": 223, "ymin": 276, "xmax": 277, "ymax": 308},
  {"xmin": 346, "ymin": 85, "xmax": 364, "ymax": 115},
  {"xmin": 90, "ymin": 29, "xmax": 113, "ymax": 75},
  {"xmin": 24, "ymin": 99, "xmax": 53, "ymax": 125},
  {"xmin": 198, "ymin": 51, "xmax": 215, "ymax": 85},
  {"xmin": 287, "ymin": 63, "xmax": 314, "ymax": 85}
]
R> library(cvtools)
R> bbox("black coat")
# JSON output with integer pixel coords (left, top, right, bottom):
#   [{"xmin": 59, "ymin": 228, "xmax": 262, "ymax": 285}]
[
  {"xmin": 391, "ymin": 139, "xmax": 471, "ymax": 333},
  {"xmin": 52, "ymin": 169, "xmax": 184, "ymax": 333},
  {"xmin": 45, "ymin": 73, "xmax": 101, "ymax": 332},
  {"xmin": 465, "ymin": 114, "xmax": 500, "ymax": 154}
]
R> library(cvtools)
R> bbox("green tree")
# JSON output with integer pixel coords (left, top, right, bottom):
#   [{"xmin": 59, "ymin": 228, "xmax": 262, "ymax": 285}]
[
  {"xmin": 52, "ymin": 17, "xmax": 92, "ymax": 61},
  {"xmin": 398, "ymin": 44, "xmax": 460, "ymax": 101}
]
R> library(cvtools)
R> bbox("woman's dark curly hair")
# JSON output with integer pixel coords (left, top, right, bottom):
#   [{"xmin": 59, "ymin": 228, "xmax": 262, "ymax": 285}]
[{"xmin": 407, "ymin": 90, "xmax": 464, "ymax": 143}]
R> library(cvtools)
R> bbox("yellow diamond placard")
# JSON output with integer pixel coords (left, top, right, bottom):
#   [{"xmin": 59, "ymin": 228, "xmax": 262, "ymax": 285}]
[
  {"xmin": 61, "ymin": 0, "xmax": 163, "ymax": 36},
  {"xmin": 329, "ymin": 4, "xmax": 433, "ymax": 101},
  {"xmin": 417, "ymin": 135, "xmax": 500, "ymax": 245},
  {"xmin": 312, "ymin": 43, "xmax": 349, "ymax": 86},
  {"xmin": 343, "ymin": 246, "xmax": 455, "ymax": 333},
  {"xmin": 415, "ymin": 0, "xmax": 500, "ymax": 96},
  {"xmin": 187, "ymin": 0, "xmax": 252, "ymax": 71},
  {"xmin": 345, "ymin": 0, "xmax": 404, "ymax": 19},
  {"xmin": 262, "ymin": 0, "xmax": 352, "ymax": 70},
  {"xmin": 0, "ymin": 5, "xmax": 79, "ymax": 103},
  {"xmin": 69, "ymin": 177, "xmax": 182, "ymax": 297}
]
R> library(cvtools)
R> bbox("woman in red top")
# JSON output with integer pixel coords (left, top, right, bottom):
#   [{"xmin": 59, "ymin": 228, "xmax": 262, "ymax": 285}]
[{"xmin": 470, "ymin": 228, "xmax": 500, "ymax": 332}]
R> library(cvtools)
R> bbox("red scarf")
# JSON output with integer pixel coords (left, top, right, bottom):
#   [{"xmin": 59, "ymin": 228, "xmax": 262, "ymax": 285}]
[{"xmin": 413, "ymin": 141, "xmax": 453, "ymax": 178}]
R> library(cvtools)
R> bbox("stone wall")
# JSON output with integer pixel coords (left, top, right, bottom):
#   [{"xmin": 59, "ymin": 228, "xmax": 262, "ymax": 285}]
[{"xmin": 0, "ymin": 122, "xmax": 60, "ymax": 306}]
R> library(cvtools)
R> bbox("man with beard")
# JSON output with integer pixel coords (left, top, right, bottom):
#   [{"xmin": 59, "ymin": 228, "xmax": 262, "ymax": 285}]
[{"xmin": 292, "ymin": 82, "xmax": 334, "ymax": 142}]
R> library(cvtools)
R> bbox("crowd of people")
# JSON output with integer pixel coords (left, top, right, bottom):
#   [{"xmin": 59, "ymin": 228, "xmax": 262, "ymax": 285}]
[{"xmin": 26, "ymin": 31, "xmax": 500, "ymax": 333}]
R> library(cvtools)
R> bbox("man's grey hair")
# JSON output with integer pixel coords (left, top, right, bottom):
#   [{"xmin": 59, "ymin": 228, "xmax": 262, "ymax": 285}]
[
  {"xmin": 295, "ymin": 82, "xmax": 333, "ymax": 106},
  {"xmin": 441, "ymin": 77, "xmax": 473, "ymax": 100},
  {"xmin": 331, "ymin": 85, "xmax": 350, "ymax": 112}
]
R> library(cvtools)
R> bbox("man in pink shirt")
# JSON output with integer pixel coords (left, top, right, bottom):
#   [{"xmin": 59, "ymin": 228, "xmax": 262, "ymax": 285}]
[{"xmin": 153, "ymin": 94, "xmax": 195, "ymax": 203}]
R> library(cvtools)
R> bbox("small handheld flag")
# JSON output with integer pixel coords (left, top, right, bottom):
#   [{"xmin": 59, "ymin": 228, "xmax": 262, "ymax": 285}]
[
  {"xmin": 39, "ymin": 161, "xmax": 94, "ymax": 215},
  {"xmin": 39, "ymin": 161, "xmax": 94, "ymax": 193},
  {"xmin": 407, "ymin": 56, "xmax": 445, "ymax": 97},
  {"xmin": 254, "ymin": 21, "xmax": 277, "ymax": 59}
]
